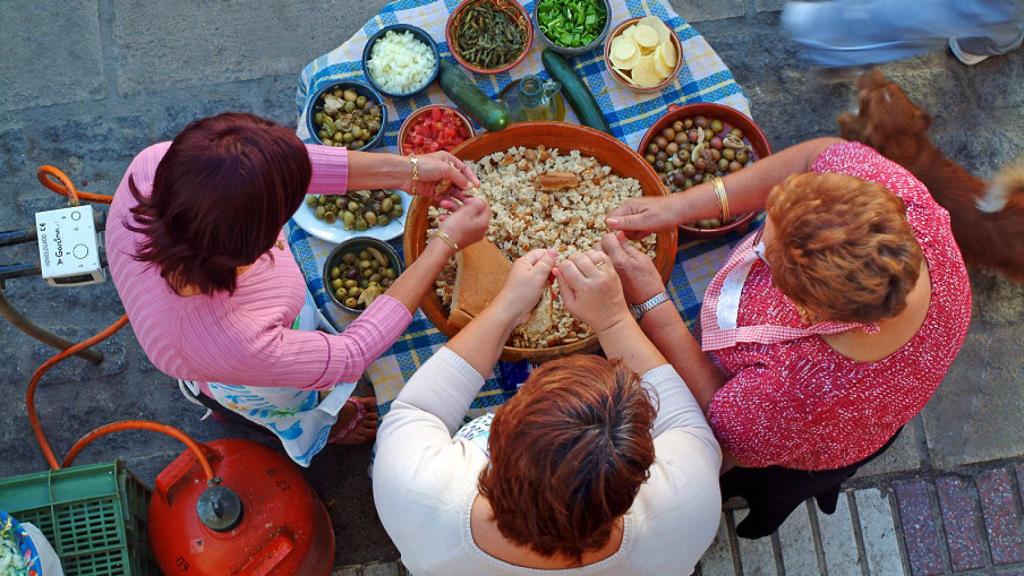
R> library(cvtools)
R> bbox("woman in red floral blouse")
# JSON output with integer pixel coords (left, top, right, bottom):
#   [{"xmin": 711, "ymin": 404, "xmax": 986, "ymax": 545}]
[{"xmin": 603, "ymin": 138, "xmax": 971, "ymax": 538}]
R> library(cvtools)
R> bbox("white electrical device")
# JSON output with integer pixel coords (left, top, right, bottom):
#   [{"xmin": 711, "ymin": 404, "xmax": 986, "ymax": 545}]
[{"xmin": 34, "ymin": 205, "xmax": 105, "ymax": 287}]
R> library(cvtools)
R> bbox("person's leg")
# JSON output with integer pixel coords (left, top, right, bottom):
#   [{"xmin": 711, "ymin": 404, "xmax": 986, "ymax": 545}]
[
  {"xmin": 783, "ymin": 0, "xmax": 1023, "ymax": 67},
  {"xmin": 952, "ymin": 19, "xmax": 1024, "ymax": 63}
]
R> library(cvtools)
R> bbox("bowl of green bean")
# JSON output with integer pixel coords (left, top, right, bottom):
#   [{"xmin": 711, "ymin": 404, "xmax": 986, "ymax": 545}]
[
  {"xmin": 533, "ymin": 0, "xmax": 611, "ymax": 56},
  {"xmin": 445, "ymin": 0, "xmax": 533, "ymax": 74}
]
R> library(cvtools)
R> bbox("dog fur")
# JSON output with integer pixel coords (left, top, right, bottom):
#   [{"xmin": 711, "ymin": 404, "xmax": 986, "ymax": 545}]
[{"xmin": 838, "ymin": 69, "xmax": 1024, "ymax": 281}]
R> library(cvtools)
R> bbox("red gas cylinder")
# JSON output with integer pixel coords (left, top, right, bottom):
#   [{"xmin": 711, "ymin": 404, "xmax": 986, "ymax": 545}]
[{"xmin": 148, "ymin": 438, "xmax": 335, "ymax": 575}]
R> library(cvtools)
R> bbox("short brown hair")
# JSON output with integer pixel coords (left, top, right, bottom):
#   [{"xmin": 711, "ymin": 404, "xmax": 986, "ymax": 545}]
[
  {"xmin": 478, "ymin": 355, "xmax": 656, "ymax": 563},
  {"xmin": 127, "ymin": 112, "xmax": 312, "ymax": 295},
  {"xmin": 764, "ymin": 172, "xmax": 923, "ymax": 323}
]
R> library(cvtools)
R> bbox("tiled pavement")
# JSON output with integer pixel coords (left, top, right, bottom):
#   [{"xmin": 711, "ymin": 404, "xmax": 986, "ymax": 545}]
[
  {"xmin": 2, "ymin": 0, "xmax": 1022, "ymax": 573},
  {"xmin": 331, "ymin": 462, "xmax": 1024, "ymax": 575}
]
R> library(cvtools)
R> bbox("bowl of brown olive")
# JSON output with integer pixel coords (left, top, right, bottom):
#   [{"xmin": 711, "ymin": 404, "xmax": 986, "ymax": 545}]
[
  {"xmin": 638, "ymin": 103, "xmax": 772, "ymax": 238},
  {"xmin": 306, "ymin": 80, "xmax": 387, "ymax": 150},
  {"xmin": 323, "ymin": 238, "xmax": 403, "ymax": 314}
]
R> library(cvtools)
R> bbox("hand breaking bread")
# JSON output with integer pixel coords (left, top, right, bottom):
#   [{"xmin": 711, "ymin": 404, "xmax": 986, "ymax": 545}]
[
  {"xmin": 519, "ymin": 285, "xmax": 556, "ymax": 340},
  {"xmin": 450, "ymin": 239, "xmax": 512, "ymax": 329}
]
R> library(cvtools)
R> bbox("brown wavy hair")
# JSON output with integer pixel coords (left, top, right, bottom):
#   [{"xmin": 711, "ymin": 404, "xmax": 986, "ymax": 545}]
[
  {"xmin": 478, "ymin": 355, "xmax": 657, "ymax": 563},
  {"xmin": 764, "ymin": 172, "xmax": 923, "ymax": 323},
  {"xmin": 126, "ymin": 112, "xmax": 312, "ymax": 295}
]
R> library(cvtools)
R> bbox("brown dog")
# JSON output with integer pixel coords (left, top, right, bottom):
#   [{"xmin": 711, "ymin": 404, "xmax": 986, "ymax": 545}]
[{"xmin": 838, "ymin": 69, "xmax": 1024, "ymax": 281}]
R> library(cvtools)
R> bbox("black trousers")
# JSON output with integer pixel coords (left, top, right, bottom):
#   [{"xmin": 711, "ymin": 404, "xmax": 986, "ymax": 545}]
[{"xmin": 720, "ymin": 429, "xmax": 901, "ymax": 540}]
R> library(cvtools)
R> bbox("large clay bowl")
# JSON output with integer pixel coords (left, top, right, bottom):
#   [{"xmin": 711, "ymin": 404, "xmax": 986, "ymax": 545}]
[
  {"xmin": 638, "ymin": 102, "xmax": 772, "ymax": 238},
  {"xmin": 404, "ymin": 122, "xmax": 678, "ymax": 363}
]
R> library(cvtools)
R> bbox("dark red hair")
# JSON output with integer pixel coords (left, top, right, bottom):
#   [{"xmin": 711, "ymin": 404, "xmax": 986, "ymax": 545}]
[
  {"xmin": 127, "ymin": 112, "xmax": 311, "ymax": 295},
  {"xmin": 478, "ymin": 355, "xmax": 657, "ymax": 563}
]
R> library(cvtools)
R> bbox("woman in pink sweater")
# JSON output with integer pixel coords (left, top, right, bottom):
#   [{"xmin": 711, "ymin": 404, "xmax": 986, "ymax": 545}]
[{"xmin": 106, "ymin": 113, "xmax": 489, "ymax": 466}]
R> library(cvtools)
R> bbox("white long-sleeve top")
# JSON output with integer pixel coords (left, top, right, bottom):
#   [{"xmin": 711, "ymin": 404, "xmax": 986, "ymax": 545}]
[{"xmin": 373, "ymin": 348, "xmax": 723, "ymax": 576}]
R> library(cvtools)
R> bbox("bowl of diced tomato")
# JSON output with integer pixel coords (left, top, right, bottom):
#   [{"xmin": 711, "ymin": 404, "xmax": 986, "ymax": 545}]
[{"xmin": 398, "ymin": 105, "xmax": 476, "ymax": 155}]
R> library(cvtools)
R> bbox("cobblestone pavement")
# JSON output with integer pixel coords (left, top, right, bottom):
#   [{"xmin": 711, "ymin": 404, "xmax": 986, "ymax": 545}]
[{"xmin": 2, "ymin": 0, "xmax": 1022, "ymax": 573}]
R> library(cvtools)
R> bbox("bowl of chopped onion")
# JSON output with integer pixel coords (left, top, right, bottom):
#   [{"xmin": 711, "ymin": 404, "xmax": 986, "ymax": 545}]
[{"xmin": 362, "ymin": 24, "xmax": 441, "ymax": 98}]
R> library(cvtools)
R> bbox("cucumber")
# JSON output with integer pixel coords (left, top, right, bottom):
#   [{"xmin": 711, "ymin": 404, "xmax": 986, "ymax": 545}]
[
  {"xmin": 438, "ymin": 60, "xmax": 510, "ymax": 132},
  {"xmin": 541, "ymin": 49, "xmax": 612, "ymax": 134}
]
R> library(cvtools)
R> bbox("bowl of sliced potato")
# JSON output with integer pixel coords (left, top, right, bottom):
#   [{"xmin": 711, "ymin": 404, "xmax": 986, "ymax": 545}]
[{"xmin": 603, "ymin": 16, "xmax": 682, "ymax": 92}]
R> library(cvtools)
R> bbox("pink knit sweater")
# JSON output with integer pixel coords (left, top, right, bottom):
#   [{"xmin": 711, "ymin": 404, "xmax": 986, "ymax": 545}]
[{"xmin": 106, "ymin": 142, "xmax": 412, "ymax": 391}]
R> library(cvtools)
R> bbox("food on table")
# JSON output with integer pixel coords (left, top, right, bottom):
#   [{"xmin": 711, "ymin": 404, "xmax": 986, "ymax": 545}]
[
  {"xmin": 608, "ymin": 17, "xmax": 678, "ymax": 88},
  {"xmin": 644, "ymin": 114, "xmax": 758, "ymax": 229},
  {"xmin": 430, "ymin": 145, "xmax": 656, "ymax": 348},
  {"xmin": 537, "ymin": 0, "xmax": 607, "ymax": 48},
  {"xmin": 365, "ymin": 30, "xmax": 437, "ymax": 95},
  {"xmin": 401, "ymin": 107, "xmax": 473, "ymax": 155},
  {"xmin": 0, "ymin": 517, "xmax": 30, "ymax": 576},
  {"xmin": 305, "ymin": 190, "xmax": 404, "ymax": 231},
  {"xmin": 452, "ymin": 0, "xmax": 527, "ymax": 70},
  {"xmin": 313, "ymin": 87, "xmax": 383, "ymax": 149},
  {"xmin": 328, "ymin": 245, "xmax": 398, "ymax": 310},
  {"xmin": 438, "ymin": 60, "xmax": 510, "ymax": 132},
  {"xmin": 449, "ymin": 239, "xmax": 512, "ymax": 328},
  {"xmin": 541, "ymin": 49, "xmax": 612, "ymax": 133}
]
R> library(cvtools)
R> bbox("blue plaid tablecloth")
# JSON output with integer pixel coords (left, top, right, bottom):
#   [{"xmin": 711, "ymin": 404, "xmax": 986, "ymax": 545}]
[{"xmin": 286, "ymin": 0, "xmax": 756, "ymax": 420}]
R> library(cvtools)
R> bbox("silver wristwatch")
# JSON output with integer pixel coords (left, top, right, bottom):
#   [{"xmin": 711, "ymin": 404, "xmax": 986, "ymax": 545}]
[{"xmin": 629, "ymin": 291, "xmax": 670, "ymax": 322}]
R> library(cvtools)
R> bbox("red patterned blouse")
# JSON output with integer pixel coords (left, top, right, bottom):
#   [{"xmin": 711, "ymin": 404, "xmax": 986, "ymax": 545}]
[{"xmin": 706, "ymin": 142, "xmax": 972, "ymax": 471}]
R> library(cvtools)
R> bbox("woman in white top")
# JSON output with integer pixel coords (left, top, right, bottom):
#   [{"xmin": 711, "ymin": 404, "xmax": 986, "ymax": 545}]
[{"xmin": 373, "ymin": 247, "xmax": 723, "ymax": 575}]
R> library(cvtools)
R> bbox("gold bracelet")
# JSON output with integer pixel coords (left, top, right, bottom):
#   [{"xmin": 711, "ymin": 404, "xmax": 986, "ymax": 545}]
[
  {"xmin": 429, "ymin": 229, "xmax": 459, "ymax": 252},
  {"xmin": 408, "ymin": 154, "xmax": 420, "ymax": 196},
  {"xmin": 712, "ymin": 176, "xmax": 730, "ymax": 222}
]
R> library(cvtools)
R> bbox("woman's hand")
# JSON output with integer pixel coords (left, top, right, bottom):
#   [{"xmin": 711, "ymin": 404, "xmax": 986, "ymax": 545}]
[
  {"xmin": 398, "ymin": 151, "xmax": 481, "ymax": 198},
  {"xmin": 554, "ymin": 250, "xmax": 631, "ymax": 333},
  {"xmin": 491, "ymin": 249, "xmax": 559, "ymax": 325},
  {"xmin": 600, "ymin": 232, "xmax": 665, "ymax": 305},
  {"xmin": 605, "ymin": 195, "xmax": 685, "ymax": 240},
  {"xmin": 436, "ymin": 196, "xmax": 490, "ymax": 250}
]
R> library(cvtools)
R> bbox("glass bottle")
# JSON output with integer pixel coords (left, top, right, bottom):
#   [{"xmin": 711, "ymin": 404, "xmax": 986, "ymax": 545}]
[{"xmin": 501, "ymin": 75, "xmax": 563, "ymax": 122}]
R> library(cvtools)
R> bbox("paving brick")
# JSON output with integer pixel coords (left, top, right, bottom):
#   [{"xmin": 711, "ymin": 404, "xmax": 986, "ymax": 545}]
[
  {"xmin": 699, "ymin": 514, "xmax": 737, "ymax": 576},
  {"xmin": 817, "ymin": 494, "xmax": 862, "ymax": 576},
  {"xmin": 935, "ymin": 476, "xmax": 989, "ymax": 571},
  {"xmin": 855, "ymin": 489, "xmax": 907, "ymax": 576},
  {"xmin": 994, "ymin": 568, "xmax": 1024, "ymax": 576},
  {"xmin": 922, "ymin": 322, "xmax": 1024, "ymax": 469},
  {"xmin": 669, "ymin": 0, "xmax": 746, "ymax": 23},
  {"xmin": 754, "ymin": 0, "xmax": 785, "ymax": 12},
  {"xmin": 777, "ymin": 502, "xmax": 820, "ymax": 576},
  {"xmin": 111, "ymin": 0, "xmax": 370, "ymax": 95},
  {"xmin": 1017, "ymin": 464, "xmax": 1024, "ymax": 508},
  {"xmin": 361, "ymin": 562, "xmax": 403, "ymax": 576},
  {"xmin": 0, "ymin": 2, "xmax": 105, "ymax": 111},
  {"xmin": 977, "ymin": 468, "xmax": 1024, "ymax": 565},
  {"xmin": 734, "ymin": 510, "xmax": 779, "ymax": 576},
  {"xmin": 0, "ymin": 127, "xmax": 27, "ymax": 177},
  {"xmin": 894, "ymin": 480, "xmax": 945, "ymax": 576}
]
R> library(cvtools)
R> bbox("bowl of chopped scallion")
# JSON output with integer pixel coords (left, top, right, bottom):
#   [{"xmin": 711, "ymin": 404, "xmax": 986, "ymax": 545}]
[{"xmin": 533, "ymin": 0, "xmax": 611, "ymax": 56}]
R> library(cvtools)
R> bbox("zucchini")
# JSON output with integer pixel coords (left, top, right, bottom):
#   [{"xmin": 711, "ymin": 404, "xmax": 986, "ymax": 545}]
[
  {"xmin": 541, "ymin": 48, "xmax": 612, "ymax": 134},
  {"xmin": 438, "ymin": 60, "xmax": 509, "ymax": 132}
]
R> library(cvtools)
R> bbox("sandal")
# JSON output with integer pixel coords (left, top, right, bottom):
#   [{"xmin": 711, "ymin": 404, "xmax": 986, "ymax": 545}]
[{"xmin": 329, "ymin": 397, "xmax": 371, "ymax": 444}]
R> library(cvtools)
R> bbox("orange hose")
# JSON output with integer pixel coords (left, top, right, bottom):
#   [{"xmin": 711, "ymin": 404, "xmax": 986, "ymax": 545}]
[
  {"xmin": 36, "ymin": 165, "xmax": 113, "ymax": 206},
  {"xmin": 63, "ymin": 420, "xmax": 216, "ymax": 482},
  {"xmin": 25, "ymin": 164, "xmax": 216, "ymax": 483},
  {"xmin": 26, "ymin": 314, "xmax": 129, "ymax": 469}
]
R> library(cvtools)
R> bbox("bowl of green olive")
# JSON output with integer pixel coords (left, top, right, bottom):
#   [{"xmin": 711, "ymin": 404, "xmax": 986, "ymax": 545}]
[
  {"xmin": 294, "ymin": 189, "xmax": 410, "ymax": 244},
  {"xmin": 323, "ymin": 238, "xmax": 403, "ymax": 314},
  {"xmin": 306, "ymin": 80, "xmax": 387, "ymax": 150}
]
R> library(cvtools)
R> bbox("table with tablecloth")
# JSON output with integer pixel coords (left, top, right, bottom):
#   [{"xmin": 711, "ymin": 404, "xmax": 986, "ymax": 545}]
[{"xmin": 284, "ymin": 0, "xmax": 759, "ymax": 421}]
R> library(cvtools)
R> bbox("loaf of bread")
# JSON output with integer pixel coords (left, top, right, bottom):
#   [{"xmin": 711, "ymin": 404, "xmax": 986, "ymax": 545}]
[{"xmin": 449, "ymin": 239, "xmax": 512, "ymax": 329}]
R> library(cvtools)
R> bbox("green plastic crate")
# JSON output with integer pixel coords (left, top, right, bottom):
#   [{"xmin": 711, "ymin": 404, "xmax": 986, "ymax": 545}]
[{"xmin": 0, "ymin": 461, "xmax": 158, "ymax": 576}]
